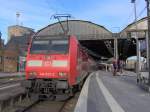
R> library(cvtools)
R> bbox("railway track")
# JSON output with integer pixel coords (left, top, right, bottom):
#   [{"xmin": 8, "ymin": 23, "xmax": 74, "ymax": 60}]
[
  {"xmin": 0, "ymin": 78, "xmax": 25, "ymax": 92},
  {"xmin": 0, "ymin": 77, "xmax": 25, "ymax": 85},
  {"xmin": 20, "ymin": 100, "xmax": 68, "ymax": 112},
  {"xmin": 3, "ymin": 92, "xmax": 80, "ymax": 112}
]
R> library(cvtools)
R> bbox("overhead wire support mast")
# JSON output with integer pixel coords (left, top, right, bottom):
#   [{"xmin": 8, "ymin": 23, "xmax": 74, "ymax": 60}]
[
  {"xmin": 131, "ymin": 0, "xmax": 140, "ymax": 82},
  {"xmin": 145, "ymin": 0, "xmax": 150, "ymax": 86},
  {"xmin": 16, "ymin": 12, "xmax": 20, "ymax": 25}
]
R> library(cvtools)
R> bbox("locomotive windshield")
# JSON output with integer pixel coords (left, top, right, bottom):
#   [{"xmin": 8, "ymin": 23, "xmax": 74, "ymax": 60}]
[{"xmin": 30, "ymin": 39, "xmax": 68, "ymax": 54}]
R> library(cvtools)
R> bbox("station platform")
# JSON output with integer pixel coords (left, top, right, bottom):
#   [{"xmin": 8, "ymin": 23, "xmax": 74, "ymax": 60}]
[
  {"xmin": 74, "ymin": 71, "xmax": 150, "ymax": 112},
  {"xmin": 0, "ymin": 72, "xmax": 25, "ymax": 78}
]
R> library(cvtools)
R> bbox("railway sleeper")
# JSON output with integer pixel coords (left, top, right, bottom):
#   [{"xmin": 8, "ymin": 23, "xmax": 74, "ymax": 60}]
[{"xmin": 0, "ymin": 93, "xmax": 26, "ymax": 112}]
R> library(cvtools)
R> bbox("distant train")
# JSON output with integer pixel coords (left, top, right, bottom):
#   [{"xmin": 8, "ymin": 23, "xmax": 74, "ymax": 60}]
[
  {"xmin": 125, "ymin": 56, "xmax": 146, "ymax": 71},
  {"xmin": 23, "ymin": 35, "xmax": 95, "ymax": 100}
]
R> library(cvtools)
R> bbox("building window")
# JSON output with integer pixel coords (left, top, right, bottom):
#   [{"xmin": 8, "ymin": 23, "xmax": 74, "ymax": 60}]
[{"xmin": 0, "ymin": 56, "xmax": 2, "ymax": 64}]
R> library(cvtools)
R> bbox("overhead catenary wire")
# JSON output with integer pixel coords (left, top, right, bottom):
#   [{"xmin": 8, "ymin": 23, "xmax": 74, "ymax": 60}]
[{"xmin": 137, "ymin": 6, "xmax": 147, "ymax": 19}]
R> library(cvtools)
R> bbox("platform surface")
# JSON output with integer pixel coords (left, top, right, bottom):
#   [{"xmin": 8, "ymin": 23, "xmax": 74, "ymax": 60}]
[
  {"xmin": 74, "ymin": 71, "xmax": 150, "ymax": 112},
  {"xmin": 0, "ymin": 72, "xmax": 25, "ymax": 78}
]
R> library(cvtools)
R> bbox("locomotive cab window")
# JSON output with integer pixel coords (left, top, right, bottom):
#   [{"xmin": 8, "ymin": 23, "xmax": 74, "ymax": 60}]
[
  {"xmin": 30, "ymin": 38, "xmax": 68, "ymax": 54},
  {"xmin": 50, "ymin": 40, "xmax": 68, "ymax": 54}
]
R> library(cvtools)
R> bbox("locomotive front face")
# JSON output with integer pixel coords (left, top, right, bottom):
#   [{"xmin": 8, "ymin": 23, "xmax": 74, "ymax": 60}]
[
  {"xmin": 26, "ymin": 37, "xmax": 70, "ymax": 80},
  {"xmin": 24, "ymin": 35, "xmax": 88, "ymax": 100}
]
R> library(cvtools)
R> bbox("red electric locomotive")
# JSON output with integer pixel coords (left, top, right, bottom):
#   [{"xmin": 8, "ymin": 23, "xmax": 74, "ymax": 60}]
[{"xmin": 24, "ymin": 35, "xmax": 91, "ymax": 100}]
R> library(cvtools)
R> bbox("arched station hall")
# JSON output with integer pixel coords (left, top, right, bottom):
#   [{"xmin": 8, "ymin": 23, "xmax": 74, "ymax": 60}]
[{"xmin": 34, "ymin": 18, "xmax": 148, "ymax": 60}]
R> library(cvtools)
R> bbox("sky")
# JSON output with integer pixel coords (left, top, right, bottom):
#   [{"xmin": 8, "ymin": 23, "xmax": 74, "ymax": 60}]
[{"xmin": 0, "ymin": 0, "xmax": 146, "ymax": 43}]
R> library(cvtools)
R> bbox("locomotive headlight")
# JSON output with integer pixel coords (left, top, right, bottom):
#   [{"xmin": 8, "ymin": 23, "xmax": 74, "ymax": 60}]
[
  {"xmin": 29, "ymin": 72, "xmax": 37, "ymax": 75},
  {"xmin": 28, "ymin": 60, "xmax": 42, "ymax": 67},
  {"xmin": 52, "ymin": 60, "xmax": 68, "ymax": 67},
  {"xmin": 58, "ymin": 72, "xmax": 67, "ymax": 77},
  {"xmin": 28, "ymin": 72, "xmax": 37, "ymax": 79}
]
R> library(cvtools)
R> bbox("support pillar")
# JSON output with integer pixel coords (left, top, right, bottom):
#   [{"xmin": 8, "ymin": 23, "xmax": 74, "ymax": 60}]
[
  {"xmin": 146, "ymin": 31, "xmax": 149, "ymax": 69},
  {"xmin": 114, "ymin": 38, "xmax": 118, "ymax": 60}
]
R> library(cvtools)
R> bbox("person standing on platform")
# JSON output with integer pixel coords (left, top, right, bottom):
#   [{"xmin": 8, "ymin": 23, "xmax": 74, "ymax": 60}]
[
  {"xmin": 119, "ymin": 60, "xmax": 124, "ymax": 74},
  {"xmin": 112, "ymin": 58, "xmax": 117, "ymax": 76},
  {"xmin": 117, "ymin": 59, "xmax": 124, "ymax": 75}
]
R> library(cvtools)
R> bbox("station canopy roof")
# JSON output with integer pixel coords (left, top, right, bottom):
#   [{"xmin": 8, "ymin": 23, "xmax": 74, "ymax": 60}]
[
  {"xmin": 120, "ymin": 17, "xmax": 147, "ymax": 39},
  {"xmin": 35, "ymin": 20, "xmax": 113, "ymax": 40}
]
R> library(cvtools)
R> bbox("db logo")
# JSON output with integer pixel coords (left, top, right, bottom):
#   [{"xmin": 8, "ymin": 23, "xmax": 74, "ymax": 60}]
[{"xmin": 45, "ymin": 56, "xmax": 51, "ymax": 60}]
